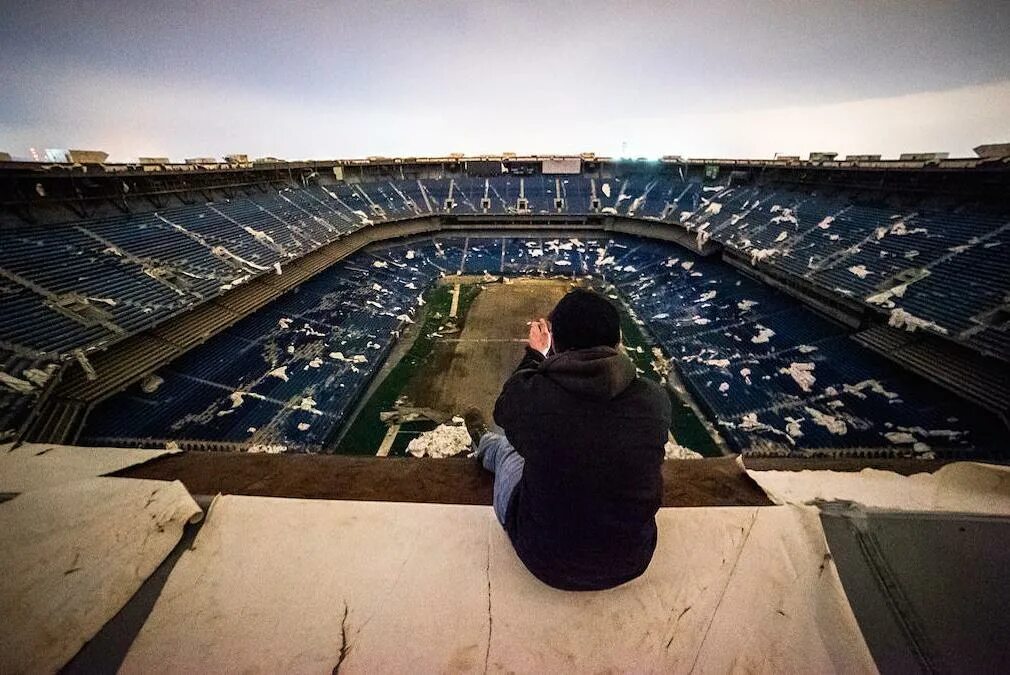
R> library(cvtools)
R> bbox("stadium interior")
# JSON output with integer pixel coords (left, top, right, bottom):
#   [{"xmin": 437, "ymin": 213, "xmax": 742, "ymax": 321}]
[
  {"xmin": 2, "ymin": 154, "xmax": 1008, "ymax": 458},
  {"xmin": 3, "ymin": 151, "xmax": 1010, "ymax": 672}
]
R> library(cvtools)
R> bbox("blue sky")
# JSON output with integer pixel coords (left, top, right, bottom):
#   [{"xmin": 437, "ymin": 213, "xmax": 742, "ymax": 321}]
[{"xmin": 2, "ymin": 0, "xmax": 1009, "ymax": 160}]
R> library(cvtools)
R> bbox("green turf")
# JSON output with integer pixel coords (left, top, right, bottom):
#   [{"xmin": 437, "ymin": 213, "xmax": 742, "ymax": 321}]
[
  {"xmin": 334, "ymin": 278, "xmax": 722, "ymax": 457},
  {"xmin": 332, "ymin": 281, "xmax": 482, "ymax": 455}
]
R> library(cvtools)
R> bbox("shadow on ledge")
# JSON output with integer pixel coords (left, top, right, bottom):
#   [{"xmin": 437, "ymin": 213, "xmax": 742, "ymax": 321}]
[{"xmin": 113, "ymin": 453, "xmax": 777, "ymax": 507}]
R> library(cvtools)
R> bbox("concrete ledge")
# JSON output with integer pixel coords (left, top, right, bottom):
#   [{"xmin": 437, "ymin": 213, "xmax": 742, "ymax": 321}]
[{"xmin": 117, "ymin": 497, "xmax": 876, "ymax": 673}]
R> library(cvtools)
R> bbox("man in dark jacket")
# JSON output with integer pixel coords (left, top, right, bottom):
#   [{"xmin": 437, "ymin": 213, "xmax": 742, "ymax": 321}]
[{"xmin": 467, "ymin": 288, "xmax": 671, "ymax": 591}]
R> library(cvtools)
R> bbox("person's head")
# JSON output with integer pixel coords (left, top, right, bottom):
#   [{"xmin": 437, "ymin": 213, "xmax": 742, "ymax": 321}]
[{"xmin": 548, "ymin": 288, "xmax": 621, "ymax": 353}]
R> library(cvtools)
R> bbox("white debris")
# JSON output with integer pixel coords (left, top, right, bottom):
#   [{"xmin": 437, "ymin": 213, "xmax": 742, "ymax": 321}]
[
  {"xmin": 406, "ymin": 419, "xmax": 472, "ymax": 458},
  {"xmin": 697, "ymin": 290, "xmax": 717, "ymax": 303},
  {"xmin": 804, "ymin": 407, "xmax": 847, "ymax": 435},
  {"xmin": 740, "ymin": 368, "xmax": 752, "ymax": 384},
  {"xmin": 797, "ymin": 345, "xmax": 818, "ymax": 354},
  {"xmin": 692, "ymin": 317, "xmax": 711, "ymax": 325},
  {"xmin": 267, "ymin": 366, "xmax": 289, "ymax": 381},
  {"xmin": 14, "ymin": 364, "xmax": 56, "ymax": 389},
  {"xmin": 737, "ymin": 299, "xmax": 759, "ymax": 311},
  {"xmin": 664, "ymin": 439, "xmax": 702, "ymax": 460},
  {"xmin": 681, "ymin": 261, "xmax": 694, "ymax": 271},
  {"xmin": 784, "ymin": 417, "xmax": 805, "ymax": 438},
  {"xmin": 888, "ymin": 308, "xmax": 949, "ymax": 334},
  {"xmin": 247, "ymin": 444, "xmax": 286, "ymax": 454},
  {"xmin": 781, "ymin": 362, "xmax": 816, "ymax": 392},
  {"xmin": 278, "ymin": 318, "xmax": 293, "ymax": 330},
  {"xmin": 372, "ymin": 260, "xmax": 388, "ymax": 268},
  {"xmin": 774, "ymin": 231, "xmax": 788, "ymax": 242},
  {"xmin": 739, "ymin": 413, "xmax": 764, "ymax": 431},
  {"xmin": 750, "ymin": 248, "xmax": 778, "ymax": 265},
  {"xmin": 307, "ymin": 358, "xmax": 323, "ymax": 368},
  {"xmin": 395, "ymin": 314, "xmax": 415, "ymax": 324},
  {"xmin": 330, "ymin": 352, "xmax": 367, "ymax": 364},
  {"xmin": 817, "ymin": 216, "xmax": 835, "ymax": 229},
  {"xmin": 0, "ymin": 372, "xmax": 35, "ymax": 394},
  {"xmin": 405, "ymin": 249, "xmax": 416, "ymax": 259},
  {"xmin": 297, "ymin": 422, "xmax": 311, "ymax": 432},
  {"xmin": 705, "ymin": 358, "xmax": 731, "ymax": 368},
  {"xmin": 297, "ymin": 396, "xmax": 323, "ymax": 416},
  {"xmin": 86, "ymin": 297, "xmax": 117, "ymax": 307},
  {"xmin": 718, "ymin": 382, "xmax": 730, "ymax": 393},
  {"xmin": 211, "ymin": 245, "xmax": 271, "ymax": 271},
  {"xmin": 274, "ymin": 262, "xmax": 282, "ymax": 275},
  {"xmin": 848, "ymin": 265, "xmax": 872, "ymax": 279},
  {"xmin": 651, "ymin": 313, "xmax": 670, "ymax": 320},
  {"xmin": 885, "ymin": 432, "xmax": 917, "ymax": 445},
  {"xmin": 140, "ymin": 374, "xmax": 164, "ymax": 394},
  {"xmin": 554, "ymin": 260, "xmax": 571, "ymax": 266},
  {"xmin": 220, "ymin": 274, "xmax": 251, "ymax": 292},
  {"xmin": 366, "ymin": 300, "xmax": 382, "ymax": 309},
  {"xmin": 241, "ymin": 225, "xmax": 276, "ymax": 245},
  {"xmin": 601, "ymin": 183, "xmax": 611, "ymax": 198},
  {"xmin": 751, "ymin": 326, "xmax": 776, "ymax": 343},
  {"xmin": 843, "ymin": 380, "xmax": 900, "ymax": 400}
]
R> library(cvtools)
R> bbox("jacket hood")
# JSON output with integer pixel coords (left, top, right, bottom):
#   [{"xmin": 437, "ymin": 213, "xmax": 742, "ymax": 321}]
[{"xmin": 541, "ymin": 346, "xmax": 638, "ymax": 400}]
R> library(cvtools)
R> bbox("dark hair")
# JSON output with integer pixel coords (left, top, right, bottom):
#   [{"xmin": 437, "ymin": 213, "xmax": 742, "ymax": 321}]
[{"xmin": 549, "ymin": 288, "xmax": 621, "ymax": 352}]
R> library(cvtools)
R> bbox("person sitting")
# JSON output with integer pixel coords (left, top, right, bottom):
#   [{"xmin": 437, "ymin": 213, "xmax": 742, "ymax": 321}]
[{"xmin": 465, "ymin": 288, "xmax": 671, "ymax": 591}]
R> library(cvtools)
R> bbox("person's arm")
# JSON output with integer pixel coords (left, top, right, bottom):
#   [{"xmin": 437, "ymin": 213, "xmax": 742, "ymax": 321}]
[{"xmin": 493, "ymin": 318, "xmax": 550, "ymax": 431}]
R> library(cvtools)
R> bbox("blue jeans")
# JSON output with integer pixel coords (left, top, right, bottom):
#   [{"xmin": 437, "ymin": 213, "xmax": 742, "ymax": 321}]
[{"xmin": 476, "ymin": 432, "xmax": 525, "ymax": 525}]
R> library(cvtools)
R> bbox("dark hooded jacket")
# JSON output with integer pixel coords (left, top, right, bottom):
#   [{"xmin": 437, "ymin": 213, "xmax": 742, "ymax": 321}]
[{"xmin": 493, "ymin": 345, "xmax": 671, "ymax": 590}]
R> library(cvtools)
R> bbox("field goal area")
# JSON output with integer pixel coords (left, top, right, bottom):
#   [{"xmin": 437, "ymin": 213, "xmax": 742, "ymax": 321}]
[{"xmin": 334, "ymin": 276, "xmax": 720, "ymax": 457}]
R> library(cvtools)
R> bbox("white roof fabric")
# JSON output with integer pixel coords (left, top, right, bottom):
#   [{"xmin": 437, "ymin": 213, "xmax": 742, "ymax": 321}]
[
  {"xmin": 749, "ymin": 462, "xmax": 1010, "ymax": 515},
  {"xmin": 0, "ymin": 443, "xmax": 179, "ymax": 492},
  {"xmin": 0, "ymin": 477, "xmax": 201, "ymax": 673},
  {"xmin": 122, "ymin": 497, "xmax": 875, "ymax": 673}
]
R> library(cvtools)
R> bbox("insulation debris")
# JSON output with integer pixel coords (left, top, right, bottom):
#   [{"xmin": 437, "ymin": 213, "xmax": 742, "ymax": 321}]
[
  {"xmin": 406, "ymin": 419, "xmax": 472, "ymax": 458},
  {"xmin": 781, "ymin": 362, "xmax": 816, "ymax": 392},
  {"xmin": 888, "ymin": 308, "xmax": 949, "ymax": 334},
  {"xmin": 247, "ymin": 444, "xmax": 286, "ymax": 454},
  {"xmin": 804, "ymin": 407, "xmax": 847, "ymax": 435},
  {"xmin": 140, "ymin": 374, "xmax": 164, "ymax": 394},
  {"xmin": 751, "ymin": 326, "xmax": 775, "ymax": 344},
  {"xmin": 267, "ymin": 366, "xmax": 289, "ymax": 381},
  {"xmin": 664, "ymin": 439, "xmax": 702, "ymax": 460}
]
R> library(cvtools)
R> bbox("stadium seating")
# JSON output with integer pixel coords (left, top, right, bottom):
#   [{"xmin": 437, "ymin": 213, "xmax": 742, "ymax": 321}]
[
  {"xmin": 3, "ymin": 172, "xmax": 1007, "ymax": 452},
  {"xmin": 77, "ymin": 235, "xmax": 1002, "ymax": 457}
]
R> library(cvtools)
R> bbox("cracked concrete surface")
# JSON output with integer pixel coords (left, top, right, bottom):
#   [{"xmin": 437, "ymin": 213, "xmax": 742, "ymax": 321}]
[{"xmin": 119, "ymin": 497, "xmax": 874, "ymax": 673}]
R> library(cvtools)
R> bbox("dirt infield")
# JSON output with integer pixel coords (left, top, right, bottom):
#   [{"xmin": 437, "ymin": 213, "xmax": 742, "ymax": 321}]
[{"xmin": 403, "ymin": 278, "xmax": 574, "ymax": 423}]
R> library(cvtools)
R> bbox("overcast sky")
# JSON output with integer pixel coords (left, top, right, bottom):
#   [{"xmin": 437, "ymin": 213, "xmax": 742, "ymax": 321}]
[{"xmin": 2, "ymin": 0, "xmax": 1009, "ymax": 161}]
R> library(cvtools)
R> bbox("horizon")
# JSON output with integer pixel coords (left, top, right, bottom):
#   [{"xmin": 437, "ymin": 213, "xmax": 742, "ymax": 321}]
[{"xmin": 2, "ymin": 0, "xmax": 1009, "ymax": 162}]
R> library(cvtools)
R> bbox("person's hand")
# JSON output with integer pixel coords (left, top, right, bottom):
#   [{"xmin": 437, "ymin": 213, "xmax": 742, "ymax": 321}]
[{"xmin": 528, "ymin": 318, "xmax": 551, "ymax": 355}]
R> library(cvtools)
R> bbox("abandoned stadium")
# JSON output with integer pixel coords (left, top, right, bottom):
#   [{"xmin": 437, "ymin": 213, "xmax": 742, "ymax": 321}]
[
  {"xmin": 2, "ymin": 156, "xmax": 1008, "ymax": 460},
  {"xmin": 3, "ymin": 153, "xmax": 1010, "ymax": 672}
]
